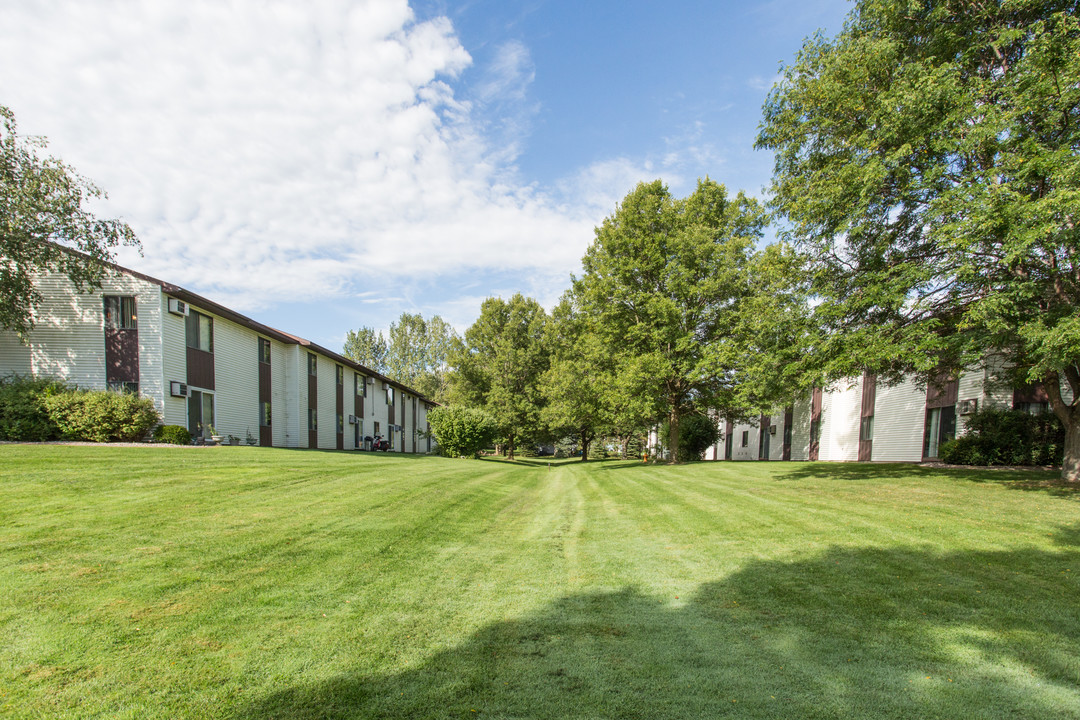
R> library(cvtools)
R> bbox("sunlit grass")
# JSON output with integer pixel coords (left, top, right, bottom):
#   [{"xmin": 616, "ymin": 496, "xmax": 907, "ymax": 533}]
[{"xmin": 1, "ymin": 446, "xmax": 1078, "ymax": 718}]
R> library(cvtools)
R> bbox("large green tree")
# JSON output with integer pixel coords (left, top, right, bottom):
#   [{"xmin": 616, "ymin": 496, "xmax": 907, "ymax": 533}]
[
  {"xmin": 573, "ymin": 178, "xmax": 766, "ymax": 461},
  {"xmin": 449, "ymin": 294, "xmax": 549, "ymax": 460},
  {"xmin": 1, "ymin": 105, "xmax": 139, "ymax": 337},
  {"xmin": 343, "ymin": 327, "xmax": 388, "ymax": 374},
  {"xmin": 757, "ymin": 0, "xmax": 1080, "ymax": 479}
]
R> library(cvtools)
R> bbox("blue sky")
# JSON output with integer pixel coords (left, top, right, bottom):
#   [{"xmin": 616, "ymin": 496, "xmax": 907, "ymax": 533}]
[{"xmin": 0, "ymin": 0, "xmax": 851, "ymax": 350}]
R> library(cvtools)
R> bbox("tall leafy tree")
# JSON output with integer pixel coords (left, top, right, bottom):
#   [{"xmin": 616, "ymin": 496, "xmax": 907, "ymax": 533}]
[
  {"xmin": 756, "ymin": 0, "xmax": 1080, "ymax": 479},
  {"xmin": 449, "ymin": 294, "xmax": 549, "ymax": 460},
  {"xmin": 1, "ymin": 105, "xmax": 139, "ymax": 337},
  {"xmin": 573, "ymin": 178, "xmax": 766, "ymax": 460},
  {"xmin": 541, "ymin": 296, "xmax": 612, "ymax": 461},
  {"xmin": 343, "ymin": 327, "xmax": 388, "ymax": 374},
  {"xmin": 386, "ymin": 312, "xmax": 457, "ymax": 403}
]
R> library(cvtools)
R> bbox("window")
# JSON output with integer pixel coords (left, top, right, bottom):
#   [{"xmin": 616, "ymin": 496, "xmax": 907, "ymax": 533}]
[
  {"xmin": 260, "ymin": 401, "xmax": 271, "ymax": 427},
  {"xmin": 337, "ymin": 413, "xmax": 344, "ymax": 434},
  {"xmin": 355, "ymin": 374, "xmax": 364, "ymax": 397},
  {"xmin": 308, "ymin": 353, "xmax": 318, "ymax": 376},
  {"xmin": 741, "ymin": 430, "xmax": 749, "ymax": 448},
  {"xmin": 308, "ymin": 408, "xmax": 318, "ymax": 432},
  {"xmin": 1016, "ymin": 402, "xmax": 1050, "ymax": 415},
  {"xmin": 259, "ymin": 338, "xmax": 271, "ymax": 364},
  {"xmin": 103, "ymin": 296, "xmax": 137, "ymax": 330},
  {"xmin": 386, "ymin": 385, "xmax": 394, "ymax": 406},
  {"xmin": 859, "ymin": 415, "xmax": 874, "ymax": 443},
  {"xmin": 188, "ymin": 390, "xmax": 214, "ymax": 437},
  {"xmin": 374, "ymin": 421, "xmax": 381, "ymax": 437},
  {"xmin": 924, "ymin": 405, "xmax": 956, "ymax": 459},
  {"xmin": 336, "ymin": 365, "xmax": 343, "ymax": 386},
  {"xmin": 185, "ymin": 310, "xmax": 213, "ymax": 352},
  {"xmin": 107, "ymin": 381, "xmax": 138, "ymax": 394}
]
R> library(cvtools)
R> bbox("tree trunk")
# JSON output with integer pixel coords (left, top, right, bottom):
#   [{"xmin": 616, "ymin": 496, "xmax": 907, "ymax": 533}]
[
  {"xmin": 668, "ymin": 408, "xmax": 680, "ymax": 462},
  {"xmin": 1063, "ymin": 420, "xmax": 1080, "ymax": 482},
  {"xmin": 507, "ymin": 433, "xmax": 515, "ymax": 461},
  {"xmin": 1043, "ymin": 369, "xmax": 1079, "ymax": 482},
  {"xmin": 580, "ymin": 431, "xmax": 590, "ymax": 462}
]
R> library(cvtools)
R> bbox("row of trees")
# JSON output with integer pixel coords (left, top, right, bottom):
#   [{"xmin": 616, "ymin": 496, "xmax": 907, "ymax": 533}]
[
  {"xmin": 5, "ymin": 1, "xmax": 1078, "ymax": 477},
  {"xmin": 414, "ymin": 0, "xmax": 1080, "ymax": 477}
]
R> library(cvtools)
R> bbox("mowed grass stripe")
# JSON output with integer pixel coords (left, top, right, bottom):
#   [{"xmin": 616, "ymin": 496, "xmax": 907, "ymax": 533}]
[{"xmin": 2, "ymin": 447, "xmax": 1079, "ymax": 719}]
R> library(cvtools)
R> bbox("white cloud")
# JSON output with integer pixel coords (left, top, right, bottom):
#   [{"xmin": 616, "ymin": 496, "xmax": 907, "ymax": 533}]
[{"xmin": 0, "ymin": 0, "xmax": 605, "ymax": 313}]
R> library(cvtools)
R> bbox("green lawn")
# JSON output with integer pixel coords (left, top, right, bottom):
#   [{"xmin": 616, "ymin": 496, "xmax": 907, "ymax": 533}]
[{"xmin": 1, "ymin": 446, "xmax": 1078, "ymax": 719}]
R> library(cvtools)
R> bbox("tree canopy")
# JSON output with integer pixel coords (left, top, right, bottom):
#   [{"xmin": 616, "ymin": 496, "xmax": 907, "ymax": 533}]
[
  {"xmin": 1, "ymin": 105, "xmax": 139, "ymax": 338},
  {"xmin": 343, "ymin": 312, "xmax": 457, "ymax": 402},
  {"xmin": 757, "ymin": 0, "xmax": 1080, "ymax": 479},
  {"xmin": 448, "ymin": 294, "xmax": 549, "ymax": 460},
  {"xmin": 572, "ymin": 178, "xmax": 766, "ymax": 460}
]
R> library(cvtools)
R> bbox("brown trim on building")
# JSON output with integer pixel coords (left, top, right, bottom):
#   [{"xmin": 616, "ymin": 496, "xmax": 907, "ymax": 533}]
[
  {"xmin": 724, "ymin": 420, "xmax": 733, "ymax": 460},
  {"xmin": 809, "ymin": 386, "xmax": 823, "ymax": 461},
  {"xmin": 782, "ymin": 407, "xmax": 793, "ymax": 461},
  {"xmin": 336, "ymin": 365, "xmax": 344, "ymax": 451},
  {"xmin": 186, "ymin": 347, "xmax": 214, "ymax": 390},
  {"xmin": 308, "ymin": 352, "xmax": 318, "ymax": 449},
  {"xmin": 925, "ymin": 374, "xmax": 959, "ymax": 409},
  {"xmin": 859, "ymin": 373, "xmax": 876, "ymax": 462},
  {"xmin": 758, "ymin": 414, "xmax": 771, "ymax": 460},
  {"xmin": 104, "ymin": 328, "xmax": 139, "ymax": 385},
  {"xmin": 258, "ymin": 339, "xmax": 272, "ymax": 447},
  {"xmin": 1013, "ymin": 384, "xmax": 1050, "ymax": 405}
]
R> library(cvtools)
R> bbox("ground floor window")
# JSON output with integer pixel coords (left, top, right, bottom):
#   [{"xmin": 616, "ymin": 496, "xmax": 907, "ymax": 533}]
[
  {"xmin": 107, "ymin": 381, "xmax": 139, "ymax": 394},
  {"xmin": 741, "ymin": 430, "xmax": 749, "ymax": 448},
  {"xmin": 924, "ymin": 405, "xmax": 956, "ymax": 459},
  {"xmin": 859, "ymin": 415, "xmax": 874, "ymax": 443},
  {"xmin": 308, "ymin": 408, "xmax": 318, "ymax": 432},
  {"xmin": 260, "ymin": 401, "xmax": 271, "ymax": 427},
  {"xmin": 188, "ymin": 390, "xmax": 214, "ymax": 437}
]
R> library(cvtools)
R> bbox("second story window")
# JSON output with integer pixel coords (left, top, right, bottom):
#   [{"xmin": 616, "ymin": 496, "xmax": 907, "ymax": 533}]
[
  {"xmin": 185, "ymin": 310, "xmax": 213, "ymax": 352},
  {"xmin": 308, "ymin": 353, "xmax": 318, "ymax": 376},
  {"xmin": 336, "ymin": 365, "xmax": 343, "ymax": 386},
  {"xmin": 259, "ymin": 338, "xmax": 271, "ymax": 364},
  {"xmin": 386, "ymin": 385, "xmax": 394, "ymax": 406},
  {"xmin": 103, "ymin": 296, "xmax": 137, "ymax": 330}
]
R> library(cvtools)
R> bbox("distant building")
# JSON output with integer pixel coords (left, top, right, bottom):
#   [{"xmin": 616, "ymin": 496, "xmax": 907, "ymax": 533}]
[{"xmin": 0, "ymin": 260, "xmax": 435, "ymax": 451}]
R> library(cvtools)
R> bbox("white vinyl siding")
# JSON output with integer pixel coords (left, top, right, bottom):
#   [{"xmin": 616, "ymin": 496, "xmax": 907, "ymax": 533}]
[
  {"xmin": 317, "ymin": 355, "xmax": 337, "ymax": 449},
  {"xmin": 283, "ymin": 344, "xmax": 303, "ymax": 448},
  {"xmin": 203, "ymin": 310, "xmax": 260, "ymax": 443},
  {"xmin": 729, "ymin": 421, "xmax": 758, "ymax": 461},
  {"xmin": 160, "ymin": 294, "xmax": 188, "ymax": 426},
  {"xmin": 0, "ymin": 269, "xmax": 165, "ymax": 411},
  {"xmin": 869, "ymin": 378, "xmax": 927, "ymax": 462},
  {"xmin": 789, "ymin": 395, "xmax": 812, "ymax": 461},
  {"xmin": 270, "ymin": 341, "xmax": 290, "ymax": 447},
  {"xmin": 820, "ymin": 380, "xmax": 861, "ymax": 463}
]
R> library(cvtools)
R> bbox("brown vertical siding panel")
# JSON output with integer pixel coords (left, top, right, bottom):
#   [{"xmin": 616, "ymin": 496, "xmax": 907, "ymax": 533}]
[
  {"xmin": 186, "ymin": 347, "xmax": 215, "ymax": 390},
  {"xmin": 336, "ymin": 370, "xmax": 344, "ymax": 451},
  {"xmin": 258, "ymin": 360, "xmax": 271, "ymax": 447},
  {"xmin": 782, "ymin": 407, "xmax": 793, "ymax": 461},
  {"xmin": 926, "ymin": 375, "xmax": 959, "ymax": 409},
  {"xmin": 308, "ymin": 373, "xmax": 318, "ymax": 449},
  {"xmin": 809, "ymin": 387, "xmax": 822, "ymax": 461},
  {"xmin": 104, "ymin": 329, "xmax": 139, "ymax": 383}
]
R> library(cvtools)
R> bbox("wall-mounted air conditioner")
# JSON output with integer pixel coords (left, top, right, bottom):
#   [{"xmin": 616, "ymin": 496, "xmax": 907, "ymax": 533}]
[
  {"xmin": 348, "ymin": 415, "xmax": 358, "ymax": 424},
  {"xmin": 167, "ymin": 298, "xmax": 189, "ymax": 316},
  {"xmin": 769, "ymin": 425, "xmax": 777, "ymax": 435},
  {"xmin": 366, "ymin": 377, "xmax": 375, "ymax": 385},
  {"xmin": 959, "ymin": 399, "xmax": 978, "ymax": 415},
  {"xmin": 170, "ymin": 381, "xmax": 188, "ymax": 397}
]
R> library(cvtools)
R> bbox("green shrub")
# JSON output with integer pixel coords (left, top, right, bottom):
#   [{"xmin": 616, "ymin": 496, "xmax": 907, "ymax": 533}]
[
  {"xmin": 942, "ymin": 408, "xmax": 1064, "ymax": 466},
  {"xmin": 44, "ymin": 389, "xmax": 160, "ymax": 443},
  {"xmin": 153, "ymin": 424, "xmax": 191, "ymax": 445},
  {"xmin": 427, "ymin": 406, "xmax": 497, "ymax": 458},
  {"xmin": 0, "ymin": 374, "xmax": 71, "ymax": 441},
  {"xmin": 676, "ymin": 413, "xmax": 720, "ymax": 462}
]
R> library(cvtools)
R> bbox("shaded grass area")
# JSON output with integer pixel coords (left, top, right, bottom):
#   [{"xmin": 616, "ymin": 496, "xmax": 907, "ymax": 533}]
[{"xmin": 1, "ymin": 447, "xmax": 1078, "ymax": 718}]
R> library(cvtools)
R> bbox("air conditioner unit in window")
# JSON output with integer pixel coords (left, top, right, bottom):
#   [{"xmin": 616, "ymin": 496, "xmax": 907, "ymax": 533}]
[
  {"xmin": 958, "ymin": 399, "xmax": 978, "ymax": 415},
  {"xmin": 170, "ymin": 381, "xmax": 188, "ymax": 397},
  {"xmin": 348, "ymin": 415, "xmax": 358, "ymax": 425},
  {"xmin": 167, "ymin": 298, "xmax": 189, "ymax": 316}
]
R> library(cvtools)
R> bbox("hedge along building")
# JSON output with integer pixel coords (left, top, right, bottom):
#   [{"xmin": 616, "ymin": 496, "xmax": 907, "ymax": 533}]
[
  {"xmin": 708, "ymin": 362, "xmax": 1070, "ymax": 463},
  {"xmin": 0, "ymin": 260, "xmax": 435, "ymax": 451}
]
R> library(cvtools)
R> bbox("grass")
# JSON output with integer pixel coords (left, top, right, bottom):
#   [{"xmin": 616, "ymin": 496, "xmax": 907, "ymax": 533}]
[{"xmin": 1, "ymin": 446, "xmax": 1079, "ymax": 719}]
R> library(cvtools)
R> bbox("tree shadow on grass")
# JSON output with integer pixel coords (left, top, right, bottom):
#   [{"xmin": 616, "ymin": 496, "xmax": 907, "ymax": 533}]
[
  {"xmin": 231, "ymin": 533, "xmax": 1080, "ymax": 720},
  {"xmin": 773, "ymin": 461, "xmax": 1069, "ymax": 490}
]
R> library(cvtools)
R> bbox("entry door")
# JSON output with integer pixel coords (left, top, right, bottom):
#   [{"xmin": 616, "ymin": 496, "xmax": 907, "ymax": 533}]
[{"xmin": 188, "ymin": 391, "xmax": 214, "ymax": 437}]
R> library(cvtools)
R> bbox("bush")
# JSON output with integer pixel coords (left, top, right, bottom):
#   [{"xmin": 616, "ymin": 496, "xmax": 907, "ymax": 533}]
[
  {"xmin": 153, "ymin": 424, "xmax": 191, "ymax": 445},
  {"xmin": 43, "ymin": 389, "xmax": 160, "ymax": 443},
  {"xmin": 0, "ymin": 374, "xmax": 71, "ymax": 441},
  {"xmin": 941, "ymin": 408, "xmax": 1064, "ymax": 466},
  {"xmin": 427, "ymin": 406, "xmax": 497, "ymax": 458},
  {"xmin": 676, "ymin": 413, "xmax": 720, "ymax": 462}
]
